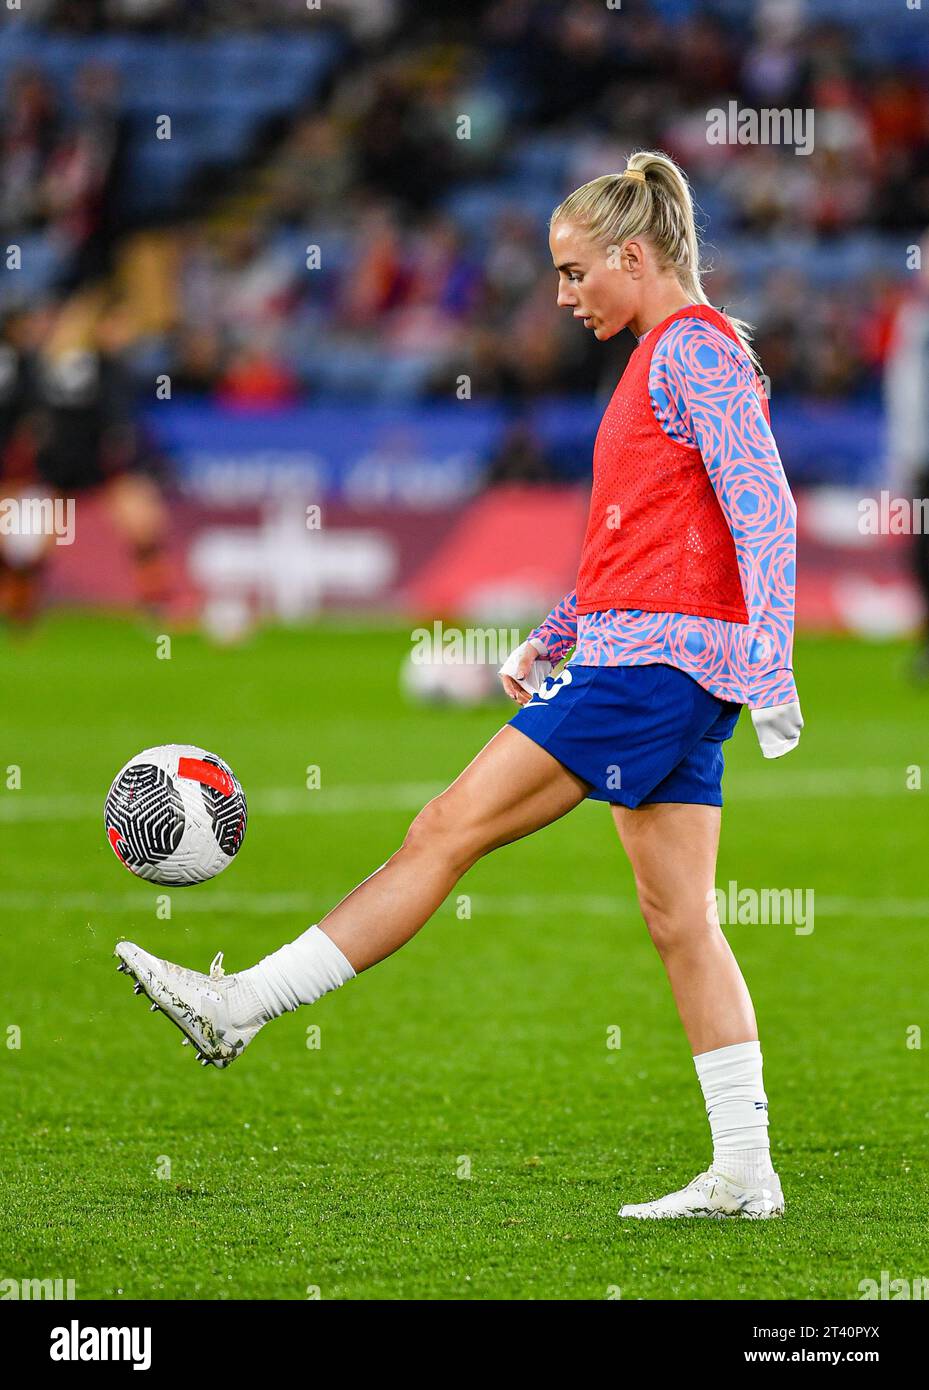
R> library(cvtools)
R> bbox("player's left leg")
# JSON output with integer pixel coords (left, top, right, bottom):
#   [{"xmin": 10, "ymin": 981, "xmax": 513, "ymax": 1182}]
[{"xmin": 612, "ymin": 801, "xmax": 783, "ymax": 1219}]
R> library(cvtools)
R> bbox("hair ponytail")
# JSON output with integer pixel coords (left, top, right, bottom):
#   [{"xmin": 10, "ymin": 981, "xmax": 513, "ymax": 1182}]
[{"xmin": 551, "ymin": 149, "xmax": 761, "ymax": 373}]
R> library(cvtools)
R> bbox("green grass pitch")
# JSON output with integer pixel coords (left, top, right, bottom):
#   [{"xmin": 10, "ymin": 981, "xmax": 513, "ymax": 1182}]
[{"xmin": 1, "ymin": 613, "xmax": 927, "ymax": 1300}]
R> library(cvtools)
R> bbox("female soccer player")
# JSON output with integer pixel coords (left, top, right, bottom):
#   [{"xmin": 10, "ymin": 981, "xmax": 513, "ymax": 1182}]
[{"xmin": 116, "ymin": 151, "xmax": 803, "ymax": 1220}]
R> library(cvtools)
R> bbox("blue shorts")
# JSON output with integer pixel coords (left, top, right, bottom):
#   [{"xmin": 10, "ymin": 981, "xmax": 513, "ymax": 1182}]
[{"xmin": 509, "ymin": 663, "xmax": 742, "ymax": 808}]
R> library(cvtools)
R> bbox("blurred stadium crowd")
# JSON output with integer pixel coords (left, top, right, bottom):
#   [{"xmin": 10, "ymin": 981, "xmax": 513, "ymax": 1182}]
[
  {"xmin": 2, "ymin": 0, "xmax": 928, "ymax": 415},
  {"xmin": 1, "ymin": 0, "xmax": 929, "ymax": 631}
]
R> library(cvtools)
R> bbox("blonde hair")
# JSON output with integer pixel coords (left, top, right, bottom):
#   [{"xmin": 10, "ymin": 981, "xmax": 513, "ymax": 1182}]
[{"xmin": 550, "ymin": 149, "xmax": 761, "ymax": 372}]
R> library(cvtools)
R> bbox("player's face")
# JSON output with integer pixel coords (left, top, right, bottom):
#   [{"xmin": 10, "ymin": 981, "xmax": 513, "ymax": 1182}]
[{"xmin": 550, "ymin": 221, "xmax": 637, "ymax": 340}]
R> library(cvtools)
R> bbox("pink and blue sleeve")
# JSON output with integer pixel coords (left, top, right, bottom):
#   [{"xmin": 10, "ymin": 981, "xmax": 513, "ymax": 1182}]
[
  {"xmin": 529, "ymin": 588, "xmax": 578, "ymax": 664},
  {"xmin": 651, "ymin": 319, "xmax": 799, "ymax": 709}
]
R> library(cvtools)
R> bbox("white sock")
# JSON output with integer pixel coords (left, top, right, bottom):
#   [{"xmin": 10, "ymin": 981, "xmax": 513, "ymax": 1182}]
[
  {"xmin": 222, "ymin": 973, "xmax": 268, "ymax": 1031},
  {"xmin": 693, "ymin": 1039, "xmax": 775, "ymax": 1186},
  {"xmin": 239, "ymin": 924, "xmax": 356, "ymax": 1021}
]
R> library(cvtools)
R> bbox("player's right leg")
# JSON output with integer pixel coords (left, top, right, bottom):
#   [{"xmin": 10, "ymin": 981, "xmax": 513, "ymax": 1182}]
[{"xmin": 115, "ymin": 725, "xmax": 588, "ymax": 1067}]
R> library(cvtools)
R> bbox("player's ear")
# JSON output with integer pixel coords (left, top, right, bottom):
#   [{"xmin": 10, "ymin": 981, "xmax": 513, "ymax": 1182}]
[{"xmin": 620, "ymin": 239, "xmax": 646, "ymax": 278}]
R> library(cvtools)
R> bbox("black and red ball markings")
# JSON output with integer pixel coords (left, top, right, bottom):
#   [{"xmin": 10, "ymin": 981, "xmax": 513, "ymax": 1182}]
[
  {"xmin": 178, "ymin": 753, "xmax": 248, "ymax": 858},
  {"xmin": 104, "ymin": 763, "xmax": 185, "ymax": 873}
]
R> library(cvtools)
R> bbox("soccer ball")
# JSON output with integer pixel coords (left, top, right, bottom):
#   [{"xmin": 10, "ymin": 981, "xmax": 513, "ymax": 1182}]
[
  {"xmin": 104, "ymin": 744, "xmax": 247, "ymax": 886},
  {"xmin": 400, "ymin": 651, "xmax": 501, "ymax": 707}
]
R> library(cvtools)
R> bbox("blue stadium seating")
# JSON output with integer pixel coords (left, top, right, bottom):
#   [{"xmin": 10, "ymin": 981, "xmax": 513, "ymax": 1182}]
[{"xmin": 0, "ymin": 30, "xmax": 346, "ymax": 218}]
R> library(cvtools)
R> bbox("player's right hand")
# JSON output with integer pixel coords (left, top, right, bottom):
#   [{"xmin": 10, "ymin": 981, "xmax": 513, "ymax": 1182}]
[{"xmin": 499, "ymin": 638, "xmax": 553, "ymax": 705}]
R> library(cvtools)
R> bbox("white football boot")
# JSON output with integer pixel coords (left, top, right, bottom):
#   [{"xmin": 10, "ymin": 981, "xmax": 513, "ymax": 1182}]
[
  {"xmin": 619, "ymin": 1168, "xmax": 784, "ymax": 1220},
  {"xmin": 115, "ymin": 941, "xmax": 266, "ymax": 1069}
]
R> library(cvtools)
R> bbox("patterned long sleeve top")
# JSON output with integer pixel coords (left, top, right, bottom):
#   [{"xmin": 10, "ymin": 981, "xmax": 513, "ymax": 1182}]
[{"xmin": 529, "ymin": 314, "xmax": 798, "ymax": 709}]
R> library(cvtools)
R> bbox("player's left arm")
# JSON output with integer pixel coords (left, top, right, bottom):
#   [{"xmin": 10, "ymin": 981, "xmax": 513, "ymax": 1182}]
[{"xmin": 652, "ymin": 321, "xmax": 802, "ymax": 755}]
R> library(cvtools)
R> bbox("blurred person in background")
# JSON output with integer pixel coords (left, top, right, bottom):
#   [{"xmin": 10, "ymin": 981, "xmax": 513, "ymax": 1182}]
[
  {"xmin": 484, "ymin": 418, "xmax": 556, "ymax": 487},
  {"xmin": 264, "ymin": 114, "xmax": 358, "ymax": 229},
  {"xmin": 0, "ymin": 296, "xmax": 173, "ymax": 623},
  {"xmin": 43, "ymin": 63, "xmax": 130, "ymax": 290},
  {"xmin": 216, "ymin": 335, "xmax": 301, "ymax": 411},
  {"xmin": 0, "ymin": 306, "xmax": 45, "ymax": 624},
  {"xmin": 0, "ymin": 65, "xmax": 60, "ymax": 235},
  {"xmin": 885, "ymin": 228, "xmax": 929, "ymax": 678}
]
